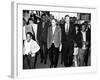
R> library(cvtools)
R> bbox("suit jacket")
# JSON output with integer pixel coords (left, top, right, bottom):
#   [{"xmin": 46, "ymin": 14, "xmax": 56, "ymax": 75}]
[
  {"xmin": 60, "ymin": 22, "xmax": 74, "ymax": 56},
  {"xmin": 37, "ymin": 21, "xmax": 50, "ymax": 46},
  {"xmin": 77, "ymin": 30, "xmax": 90, "ymax": 48},
  {"xmin": 47, "ymin": 26, "xmax": 61, "ymax": 49},
  {"xmin": 60, "ymin": 22, "xmax": 74, "ymax": 44}
]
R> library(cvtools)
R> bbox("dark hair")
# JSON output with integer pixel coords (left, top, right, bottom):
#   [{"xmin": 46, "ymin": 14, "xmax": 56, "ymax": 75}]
[
  {"xmin": 27, "ymin": 18, "xmax": 34, "ymax": 25},
  {"xmin": 23, "ymin": 10, "xmax": 29, "ymax": 14},
  {"xmin": 74, "ymin": 24, "xmax": 79, "ymax": 28},
  {"xmin": 65, "ymin": 15, "xmax": 70, "ymax": 18},
  {"xmin": 41, "ymin": 14, "xmax": 46, "ymax": 18},
  {"xmin": 80, "ymin": 23, "xmax": 87, "ymax": 30},
  {"xmin": 82, "ymin": 23, "xmax": 86, "ymax": 26},
  {"xmin": 51, "ymin": 18, "xmax": 58, "ymax": 26},
  {"xmin": 26, "ymin": 32, "xmax": 32, "ymax": 37},
  {"xmin": 51, "ymin": 18, "xmax": 57, "ymax": 22}
]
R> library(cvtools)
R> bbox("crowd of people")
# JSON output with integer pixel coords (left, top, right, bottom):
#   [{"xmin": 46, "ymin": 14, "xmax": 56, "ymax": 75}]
[{"xmin": 23, "ymin": 10, "xmax": 91, "ymax": 69}]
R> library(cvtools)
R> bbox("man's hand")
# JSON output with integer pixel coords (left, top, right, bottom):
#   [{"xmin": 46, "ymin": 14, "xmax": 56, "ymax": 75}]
[
  {"xmin": 28, "ymin": 51, "xmax": 32, "ymax": 55},
  {"xmin": 59, "ymin": 44, "xmax": 62, "ymax": 52}
]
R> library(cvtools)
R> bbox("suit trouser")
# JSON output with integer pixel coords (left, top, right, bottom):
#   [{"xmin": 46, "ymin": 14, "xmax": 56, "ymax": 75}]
[
  {"xmin": 62, "ymin": 43, "xmax": 73, "ymax": 67},
  {"xmin": 85, "ymin": 48, "xmax": 90, "ymax": 66},
  {"xmin": 87, "ymin": 48, "xmax": 91, "ymax": 66},
  {"xmin": 49, "ymin": 43, "xmax": 59, "ymax": 68},
  {"xmin": 40, "ymin": 41, "xmax": 48, "ymax": 63}
]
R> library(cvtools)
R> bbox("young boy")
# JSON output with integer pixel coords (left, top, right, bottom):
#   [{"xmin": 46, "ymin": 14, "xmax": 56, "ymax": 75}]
[{"xmin": 23, "ymin": 32, "xmax": 40, "ymax": 69}]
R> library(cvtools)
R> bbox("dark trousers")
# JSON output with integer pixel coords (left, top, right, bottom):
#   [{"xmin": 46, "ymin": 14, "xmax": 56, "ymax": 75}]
[
  {"xmin": 40, "ymin": 41, "xmax": 48, "ymax": 63},
  {"xmin": 62, "ymin": 42, "xmax": 73, "ymax": 67},
  {"xmin": 23, "ymin": 53, "xmax": 38, "ymax": 69},
  {"xmin": 49, "ymin": 43, "xmax": 59, "ymax": 68},
  {"xmin": 64, "ymin": 55, "xmax": 73, "ymax": 67},
  {"xmin": 85, "ymin": 48, "xmax": 90, "ymax": 66}
]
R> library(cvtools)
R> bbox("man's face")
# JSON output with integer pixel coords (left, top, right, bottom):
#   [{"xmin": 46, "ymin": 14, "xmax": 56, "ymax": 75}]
[
  {"xmin": 51, "ymin": 20, "xmax": 56, "ymax": 27},
  {"xmin": 82, "ymin": 25, "xmax": 86, "ymax": 32},
  {"xmin": 75, "ymin": 26, "xmax": 78, "ymax": 31},
  {"xmin": 26, "ymin": 34, "xmax": 32, "ymax": 42},
  {"xmin": 24, "ymin": 12, "xmax": 29, "ymax": 17},
  {"xmin": 42, "ymin": 16, "xmax": 46, "ymax": 22},
  {"xmin": 65, "ymin": 16, "xmax": 70, "ymax": 23},
  {"xmin": 29, "ymin": 20, "xmax": 33, "ymax": 24}
]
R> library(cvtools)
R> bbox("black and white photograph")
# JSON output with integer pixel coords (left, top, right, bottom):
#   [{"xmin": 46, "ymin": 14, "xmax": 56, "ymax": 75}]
[
  {"xmin": 11, "ymin": 2, "xmax": 97, "ymax": 78},
  {"xmin": 0, "ymin": 0, "xmax": 99, "ymax": 79},
  {"xmin": 23, "ymin": 10, "xmax": 91, "ymax": 69}
]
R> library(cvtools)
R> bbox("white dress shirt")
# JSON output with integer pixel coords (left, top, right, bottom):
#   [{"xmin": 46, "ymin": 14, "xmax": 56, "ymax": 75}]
[
  {"xmin": 24, "ymin": 39, "xmax": 40, "ymax": 57},
  {"xmin": 52, "ymin": 26, "xmax": 56, "ymax": 35},
  {"xmin": 52, "ymin": 26, "xmax": 56, "ymax": 43},
  {"xmin": 81, "ymin": 31, "xmax": 86, "ymax": 49},
  {"xmin": 81, "ymin": 31, "xmax": 86, "ymax": 42},
  {"xmin": 65, "ymin": 23, "xmax": 69, "ymax": 32}
]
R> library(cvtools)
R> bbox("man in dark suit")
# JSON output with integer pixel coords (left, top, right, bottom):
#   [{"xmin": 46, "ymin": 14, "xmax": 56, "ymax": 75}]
[
  {"xmin": 37, "ymin": 14, "xmax": 50, "ymax": 64},
  {"xmin": 61, "ymin": 15, "xmax": 74, "ymax": 67},
  {"xmin": 47, "ymin": 19, "xmax": 61, "ymax": 68}
]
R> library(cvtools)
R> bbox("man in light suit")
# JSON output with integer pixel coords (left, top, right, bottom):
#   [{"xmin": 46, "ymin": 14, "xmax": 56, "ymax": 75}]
[{"xmin": 47, "ymin": 19, "xmax": 61, "ymax": 68}]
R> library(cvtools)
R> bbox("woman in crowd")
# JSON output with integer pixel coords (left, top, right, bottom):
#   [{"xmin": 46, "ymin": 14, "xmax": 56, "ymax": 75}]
[
  {"xmin": 25, "ymin": 18, "xmax": 35, "ymax": 40},
  {"xmin": 73, "ymin": 24, "xmax": 81, "ymax": 66}
]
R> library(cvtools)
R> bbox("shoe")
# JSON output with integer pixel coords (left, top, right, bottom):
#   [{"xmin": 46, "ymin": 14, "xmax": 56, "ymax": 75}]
[
  {"xmin": 50, "ymin": 64, "xmax": 53, "ymax": 68},
  {"xmin": 44, "ymin": 61, "xmax": 47, "ymax": 64},
  {"xmin": 40, "ymin": 60, "xmax": 43, "ymax": 63},
  {"xmin": 54, "ymin": 65, "xmax": 57, "ymax": 68},
  {"xmin": 61, "ymin": 61, "xmax": 63, "ymax": 64}
]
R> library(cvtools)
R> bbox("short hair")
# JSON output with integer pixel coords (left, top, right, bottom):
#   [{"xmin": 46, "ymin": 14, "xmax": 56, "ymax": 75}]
[
  {"xmin": 51, "ymin": 18, "xmax": 58, "ymax": 26},
  {"xmin": 23, "ymin": 10, "xmax": 29, "ymax": 14},
  {"xmin": 82, "ymin": 23, "xmax": 86, "ymax": 26},
  {"xmin": 27, "ymin": 18, "xmax": 34, "ymax": 25},
  {"xmin": 41, "ymin": 14, "xmax": 46, "ymax": 18},
  {"xmin": 51, "ymin": 18, "xmax": 57, "ymax": 22},
  {"xmin": 81, "ymin": 23, "xmax": 87, "ymax": 30},
  {"xmin": 26, "ymin": 32, "xmax": 32, "ymax": 37},
  {"xmin": 28, "ymin": 18, "xmax": 33, "ymax": 21},
  {"xmin": 74, "ymin": 24, "xmax": 79, "ymax": 28},
  {"xmin": 65, "ymin": 15, "xmax": 70, "ymax": 18}
]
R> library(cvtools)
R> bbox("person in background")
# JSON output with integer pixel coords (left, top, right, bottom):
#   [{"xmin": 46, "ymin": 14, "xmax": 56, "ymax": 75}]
[
  {"xmin": 25, "ymin": 18, "xmax": 35, "ymax": 40},
  {"xmin": 23, "ymin": 18, "xmax": 27, "ymax": 46},
  {"xmin": 78, "ymin": 23, "xmax": 90, "ymax": 66},
  {"xmin": 23, "ymin": 32, "xmax": 40, "ymax": 69},
  {"xmin": 37, "ymin": 14, "xmax": 50, "ymax": 64},
  {"xmin": 23, "ymin": 10, "xmax": 30, "ymax": 24},
  {"xmin": 73, "ymin": 24, "xmax": 81, "ymax": 66},
  {"xmin": 29, "ymin": 15, "xmax": 38, "ymax": 42},
  {"xmin": 85, "ymin": 22, "xmax": 91, "ymax": 66},
  {"xmin": 47, "ymin": 19, "xmax": 61, "ymax": 68}
]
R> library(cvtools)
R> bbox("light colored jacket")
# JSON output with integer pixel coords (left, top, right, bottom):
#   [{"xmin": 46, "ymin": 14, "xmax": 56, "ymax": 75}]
[{"xmin": 47, "ymin": 26, "xmax": 61, "ymax": 49}]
